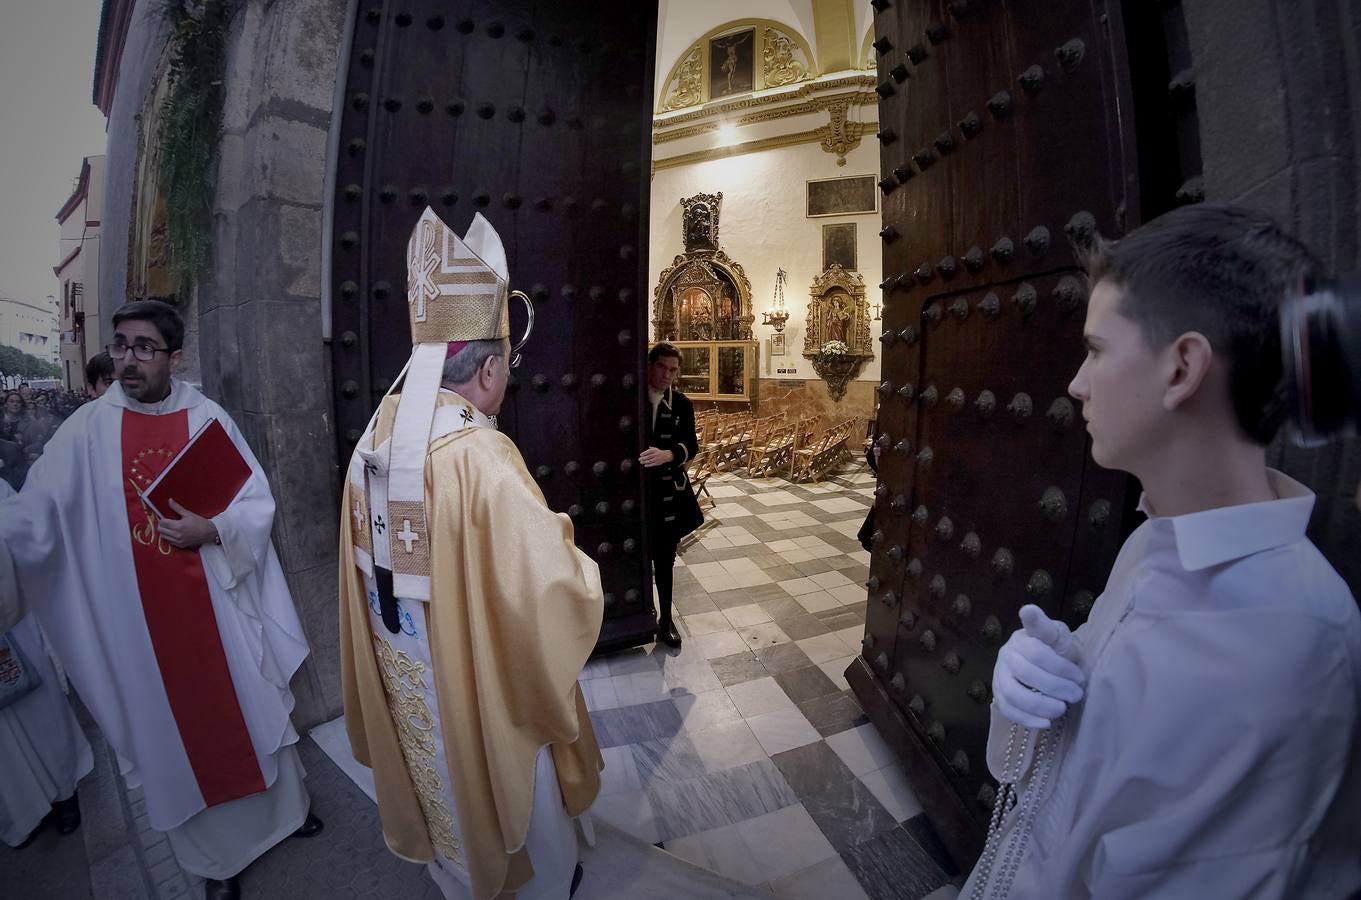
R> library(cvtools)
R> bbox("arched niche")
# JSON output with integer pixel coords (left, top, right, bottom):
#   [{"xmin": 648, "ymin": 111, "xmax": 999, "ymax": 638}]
[
  {"xmin": 803, "ymin": 263, "xmax": 873, "ymax": 400},
  {"xmin": 651, "ymin": 253, "xmax": 754, "ymax": 342},
  {"xmin": 657, "ymin": 19, "xmax": 817, "ymax": 112}
]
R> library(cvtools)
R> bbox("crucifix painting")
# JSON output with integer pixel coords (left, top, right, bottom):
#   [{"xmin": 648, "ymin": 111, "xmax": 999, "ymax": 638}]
[{"xmin": 709, "ymin": 29, "xmax": 755, "ymax": 98}]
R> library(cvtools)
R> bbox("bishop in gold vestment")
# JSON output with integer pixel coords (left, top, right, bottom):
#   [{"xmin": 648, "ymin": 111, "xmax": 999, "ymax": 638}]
[{"xmin": 339, "ymin": 208, "xmax": 603, "ymax": 900}]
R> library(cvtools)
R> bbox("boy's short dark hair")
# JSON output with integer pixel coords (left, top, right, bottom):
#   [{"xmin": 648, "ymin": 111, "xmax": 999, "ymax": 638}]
[
  {"xmin": 1085, "ymin": 204, "xmax": 1317, "ymax": 445},
  {"xmin": 649, "ymin": 342, "xmax": 683, "ymax": 364},
  {"xmin": 85, "ymin": 351, "xmax": 114, "ymax": 388},
  {"xmin": 112, "ymin": 299, "xmax": 185, "ymax": 352}
]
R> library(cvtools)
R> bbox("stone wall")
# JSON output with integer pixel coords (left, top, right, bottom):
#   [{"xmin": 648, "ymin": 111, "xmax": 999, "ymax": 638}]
[
  {"xmin": 198, "ymin": 0, "xmax": 348, "ymax": 728},
  {"xmin": 1185, "ymin": 0, "xmax": 1361, "ymax": 594}
]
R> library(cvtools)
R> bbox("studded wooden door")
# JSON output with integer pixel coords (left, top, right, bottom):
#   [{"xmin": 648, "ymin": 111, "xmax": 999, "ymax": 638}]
[
  {"xmin": 850, "ymin": 0, "xmax": 1141, "ymax": 868},
  {"xmin": 329, "ymin": 1, "xmax": 659, "ymax": 650}
]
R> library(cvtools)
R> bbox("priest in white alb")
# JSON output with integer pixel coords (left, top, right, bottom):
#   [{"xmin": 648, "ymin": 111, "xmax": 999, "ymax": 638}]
[
  {"xmin": 339, "ymin": 208, "xmax": 603, "ymax": 900},
  {"xmin": 0, "ymin": 476, "xmax": 94, "ymax": 849},
  {"xmin": 0, "ymin": 300, "xmax": 321, "ymax": 900}
]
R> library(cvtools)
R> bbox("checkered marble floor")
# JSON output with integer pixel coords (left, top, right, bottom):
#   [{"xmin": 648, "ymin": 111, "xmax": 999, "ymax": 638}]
[{"xmin": 584, "ymin": 460, "xmax": 964, "ymax": 900}]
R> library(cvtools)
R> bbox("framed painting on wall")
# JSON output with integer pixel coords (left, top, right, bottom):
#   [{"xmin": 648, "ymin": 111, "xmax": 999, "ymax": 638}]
[
  {"xmin": 806, "ymin": 175, "xmax": 878, "ymax": 218},
  {"xmin": 709, "ymin": 28, "xmax": 755, "ymax": 99},
  {"xmin": 771, "ymin": 332, "xmax": 786, "ymax": 356},
  {"xmin": 822, "ymin": 223, "xmax": 857, "ymax": 271}
]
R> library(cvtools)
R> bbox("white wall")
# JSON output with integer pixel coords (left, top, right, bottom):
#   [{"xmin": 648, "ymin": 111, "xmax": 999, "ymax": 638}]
[{"xmin": 649, "ymin": 135, "xmax": 885, "ymax": 384}]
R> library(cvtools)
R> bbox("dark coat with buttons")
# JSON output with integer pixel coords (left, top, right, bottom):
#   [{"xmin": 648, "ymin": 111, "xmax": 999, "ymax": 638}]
[{"xmin": 646, "ymin": 387, "xmax": 704, "ymax": 551}]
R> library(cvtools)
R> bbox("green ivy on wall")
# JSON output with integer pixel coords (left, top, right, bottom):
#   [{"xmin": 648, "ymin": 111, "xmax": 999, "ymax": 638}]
[{"xmin": 156, "ymin": 0, "xmax": 239, "ymax": 299}]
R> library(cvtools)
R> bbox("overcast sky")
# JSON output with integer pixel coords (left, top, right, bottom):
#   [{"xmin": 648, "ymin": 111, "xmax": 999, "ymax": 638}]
[{"xmin": 0, "ymin": 0, "xmax": 109, "ymax": 305}]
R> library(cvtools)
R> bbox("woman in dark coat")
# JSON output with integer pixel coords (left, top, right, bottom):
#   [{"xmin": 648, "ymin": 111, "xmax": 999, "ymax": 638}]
[{"xmin": 639, "ymin": 343, "xmax": 704, "ymax": 648}]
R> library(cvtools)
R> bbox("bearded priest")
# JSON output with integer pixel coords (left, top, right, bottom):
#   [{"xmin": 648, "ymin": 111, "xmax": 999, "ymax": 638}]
[
  {"xmin": 0, "ymin": 300, "xmax": 321, "ymax": 900},
  {"xmin": 339, "ymin": 208, "xmax": 603, "ymax": 900}
]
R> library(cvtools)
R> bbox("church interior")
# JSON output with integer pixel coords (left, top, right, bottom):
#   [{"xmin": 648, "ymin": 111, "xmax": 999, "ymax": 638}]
[{"xmin": 614, "ymin": 6, "xmax": 959, "ymax": 894}]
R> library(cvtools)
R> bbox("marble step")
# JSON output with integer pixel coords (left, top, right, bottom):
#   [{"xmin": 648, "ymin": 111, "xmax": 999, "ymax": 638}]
[{"xmin": 578, "ymin": 820, "xmax": 769, "ymax": 899}]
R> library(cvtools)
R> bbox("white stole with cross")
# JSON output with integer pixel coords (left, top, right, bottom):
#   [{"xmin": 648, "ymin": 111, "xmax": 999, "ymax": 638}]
[{"xmin": 347, "ymin": 391, "xmax": 496, "ymax": 884}]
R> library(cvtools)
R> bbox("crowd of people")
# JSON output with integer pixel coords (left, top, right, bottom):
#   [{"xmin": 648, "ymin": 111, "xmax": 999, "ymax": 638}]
[{"xmin": 0, "ymin": 353, "xmax": 113, "ymax": 490}]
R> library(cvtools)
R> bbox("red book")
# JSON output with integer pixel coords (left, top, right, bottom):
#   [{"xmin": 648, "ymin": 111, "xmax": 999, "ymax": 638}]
[{"xmin": 140, "ymin": 418, "xmax": 252, "ymax": 520}]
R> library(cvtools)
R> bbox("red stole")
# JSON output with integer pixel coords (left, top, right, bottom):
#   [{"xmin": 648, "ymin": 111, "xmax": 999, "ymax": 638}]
[{"xmin": 121, "ymin": 408, "xmax": 265, "ymax": 807}]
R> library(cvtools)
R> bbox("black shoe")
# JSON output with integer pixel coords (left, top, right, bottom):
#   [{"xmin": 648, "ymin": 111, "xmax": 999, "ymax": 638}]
[
  {"xmin": 291, "ymin": 812, "xmax": 324, "ymax": 838},
  {"xmin": 658, "ymin": 621, "xmax": 682, "ymax": 650},
  {"xmin": 569, "ymin": 863, "xmax": 584, "ymax": 898},
  {"xmin": 53, "ymin": 792, "xmax": 81, "ymax": 835},
  {"xmin": 204, "ymin": 876, "xmax": 240, "ymax": 900}
]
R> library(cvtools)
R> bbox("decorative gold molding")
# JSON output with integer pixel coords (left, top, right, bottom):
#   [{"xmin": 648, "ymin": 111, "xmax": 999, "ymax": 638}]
[
  {"xmin": 656, "ymin": 18, "xmax": 818, "ymax": 114},
  {"xmin": 661, "ymin": 46, "xmax": 704, "ymax": 112},
  {"xmin": 654, "ymin": 122, "xmax": 721, "ymax": 145},
  {"xmin": 736, "ymin": 90, "xmax": 871, "ymax": 127},
  {"xmin": 654, "ymin": 99, "xmax": 875, "ymax": 170},
  {"xmin": 763, "ymin": 27, "xmax": 809, "ymax": 88},
  {"xmin": 653, "ymin": 128, "xmax": 827, "ymax": 172},
  {"xmin": 815, "ymin": 97, "xmax": 867, "ymax": 165},
  {"xmin": 652, "ymin": 90, "xmax": 875, "ymax": 145},
  {"xmin": 655, "ymin": 73, "xmax": 876, "ymax": 128}
]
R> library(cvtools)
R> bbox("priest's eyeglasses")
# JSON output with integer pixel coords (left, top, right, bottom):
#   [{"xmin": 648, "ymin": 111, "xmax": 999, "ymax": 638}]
[{"xmin": 106, "ymin": 341, "xmax": 172, "ymax": 362}]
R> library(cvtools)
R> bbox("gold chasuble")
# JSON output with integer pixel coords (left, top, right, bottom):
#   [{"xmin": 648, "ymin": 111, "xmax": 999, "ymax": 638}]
[{"xmin": 339, "ymin": 209, "xmax": 602, "ymax": 900}]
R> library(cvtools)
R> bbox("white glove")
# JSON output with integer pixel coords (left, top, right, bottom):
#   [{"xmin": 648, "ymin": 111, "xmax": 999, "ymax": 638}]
[{"xmin": 993, "ymin": 604, "xmax": 1084, "ymax": 729}]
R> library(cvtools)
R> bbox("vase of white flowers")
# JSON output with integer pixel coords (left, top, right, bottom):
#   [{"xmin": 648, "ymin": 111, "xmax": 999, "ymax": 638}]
[{"xmin": 817, "ymin": 340, "xmax": 850, "ymax": 360}]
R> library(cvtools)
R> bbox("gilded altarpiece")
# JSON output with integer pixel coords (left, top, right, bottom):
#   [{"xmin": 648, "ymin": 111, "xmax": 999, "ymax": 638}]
[
  {"xmin": 652, "ymin": 193, "xmax": 758, "ymax": 401},
  {"xmin": 803, "ymin": 264, "xmax": 873, "ymax": 400}
]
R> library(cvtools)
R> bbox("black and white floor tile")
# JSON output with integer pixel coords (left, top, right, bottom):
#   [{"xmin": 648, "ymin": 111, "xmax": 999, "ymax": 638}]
[{"xmin": 585, "ymin": 460, "xmax": 964, "ymax": 899}]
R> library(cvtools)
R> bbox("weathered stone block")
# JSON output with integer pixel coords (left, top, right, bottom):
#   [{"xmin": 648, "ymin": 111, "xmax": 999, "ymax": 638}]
[
  {"xmin": 1185, "ymin": 0, "xmax": 1292, "ymax": 198},
  {"xmin": 237, "ymin": 298, "xmax": 328, "ymax": 416},
  {"xmin": 286, "ymin": 560, "xmax": 345, "ymax": 729},
  {"xmin": 196, "ymin": 305, "xmax": 245, "ymax": 413},
  {"xmin": 257, "ymin": 408, "xmax": 339, "ymax": 573},
  {"xmin": 1295, "ymin": 156, "xmax": 1359, "ymax": 271},
  {"xmin": 230, "ymin": 198, "xmax": 328, "ymax": 307},
  {"xmin": 262, "ymin": 0, "xmax": 347, "ymax": 115},
  {"xmin": 220, "ymin": 2, "xmax": 266, "ymax": 134},
  {"xmin": 214, "ymin": 131, "xmax": 252, "ymax": 217},
  {"xmin": 247, "ymin": 115, "xmax": 328, "ymax": 207}
]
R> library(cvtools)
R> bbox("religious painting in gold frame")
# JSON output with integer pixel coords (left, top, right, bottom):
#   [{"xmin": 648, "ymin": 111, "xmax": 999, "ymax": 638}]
[
  {"xmin": 822, "ymin": 223, "xmax": 858, "ymax": 272},
  {"xmin": 708, "ymin": 28, "xmax": 756, "ymax": 99},
  {"xmin": 806, "ymin": 175, "xmax": 878, "ymax": 218}
]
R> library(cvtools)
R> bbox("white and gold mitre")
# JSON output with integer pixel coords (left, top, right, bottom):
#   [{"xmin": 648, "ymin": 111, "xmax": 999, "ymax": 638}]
[
  {"xmin": 406, "ymin": 207, "xmax": 510, "ymax": 346},
  {"xmin": 347, "ymin": 209, "xmax": 515, "ymax": 605}
]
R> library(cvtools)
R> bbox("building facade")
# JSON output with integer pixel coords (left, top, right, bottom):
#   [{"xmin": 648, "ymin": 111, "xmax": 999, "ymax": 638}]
[
  {"xmin": 0, "ymin": 296, "xmax": 60, "ymax": 368},
  {"xmin": 55, "ymin": 156, "xmax": 106, "ymax": 390}
]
